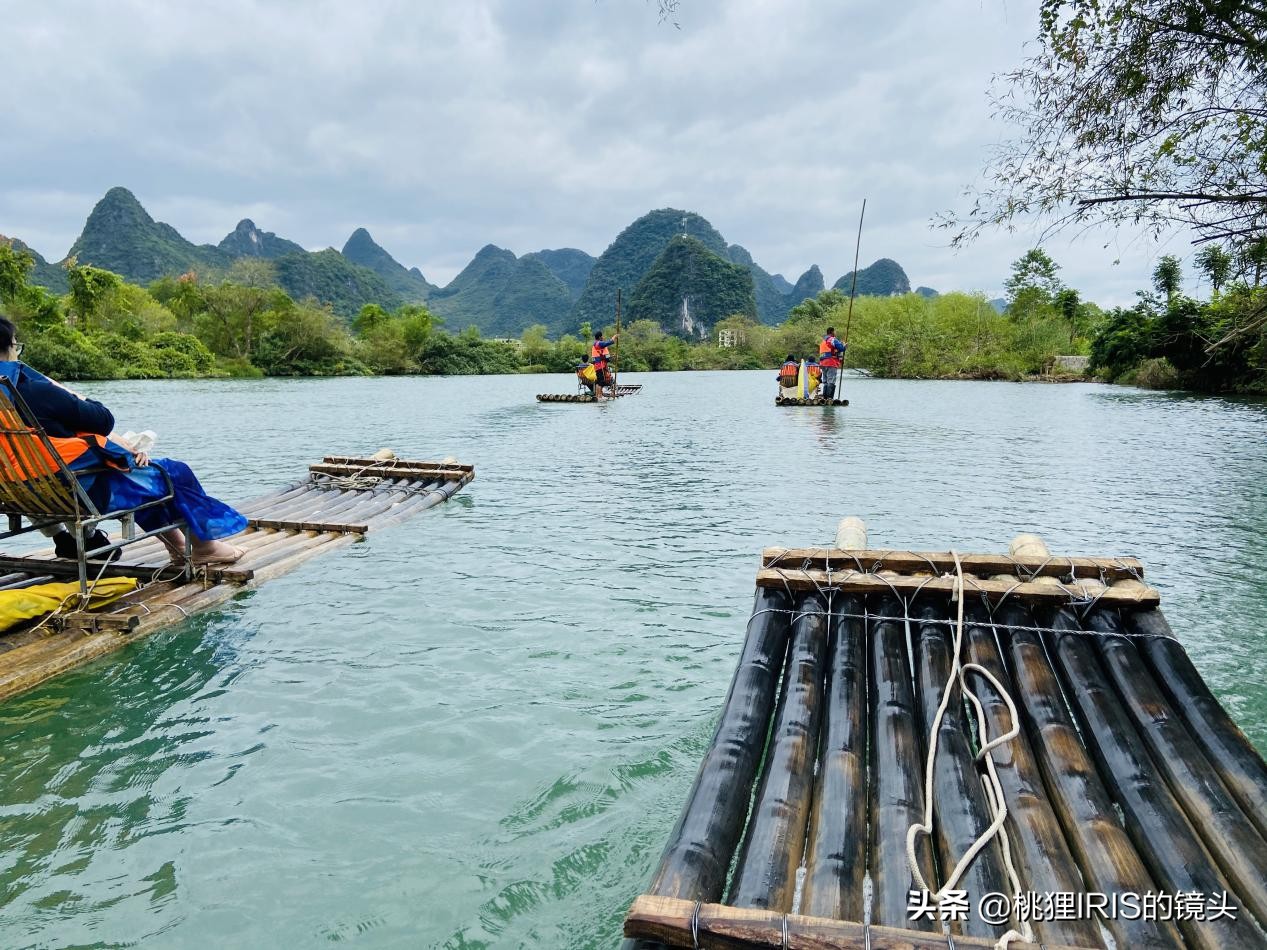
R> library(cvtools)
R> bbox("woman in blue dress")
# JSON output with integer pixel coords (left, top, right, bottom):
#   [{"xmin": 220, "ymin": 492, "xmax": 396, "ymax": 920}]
[{"xmin": 0, "ymin": 318, "xmax": 246, "ymax": 565}]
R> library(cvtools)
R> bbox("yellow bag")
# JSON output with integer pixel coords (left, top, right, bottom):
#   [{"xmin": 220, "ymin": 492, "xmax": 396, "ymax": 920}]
[
  {"xmin": 0, "ymin": 576, "xmax": 139, "ymax": 632},
  {"xmin": 577, "ymin": 364, "xmax": 597, "ymax": 383}
]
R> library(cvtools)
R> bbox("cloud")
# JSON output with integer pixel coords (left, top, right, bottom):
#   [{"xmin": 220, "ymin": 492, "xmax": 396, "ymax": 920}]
[{"xmin": 0, "ymin": 0, "xmax": 1190, "ymax": 301}]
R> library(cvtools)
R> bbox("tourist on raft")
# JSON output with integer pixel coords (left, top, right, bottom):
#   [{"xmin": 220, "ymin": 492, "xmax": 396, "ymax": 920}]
[
  {"xmin": 575, "ymin": 359, "xmax": 603, "ymax": 400},
  {"xmin": 776, "ymin": 354, "xmax": 800, "ymax": 399},
  {"xmin": 0, "ymin": 317, "xmax": 247, "ymax": 566},
  {"xmin": 818, "ymin": 326, "xmax": 847, "ymax": 399}
]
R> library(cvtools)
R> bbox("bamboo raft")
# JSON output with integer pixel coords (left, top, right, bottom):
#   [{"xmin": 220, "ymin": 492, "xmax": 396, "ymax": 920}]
[
  {"xmin": 0, "ymin": 455, "xmax": 473, "ymax": 703},
  {"xmin": 536, "ymin": 384, "xmax": 643, "ymax": 402},
  {"xmin": 775, "ymin": 396, "xmax": 850, "ymax": 407},
  {"xmin": 625, "ymin": 520, "xmax": 1267, "ymax": 950}
]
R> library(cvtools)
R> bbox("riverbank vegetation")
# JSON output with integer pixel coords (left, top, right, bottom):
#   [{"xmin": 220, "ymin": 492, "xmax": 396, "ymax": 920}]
[{"xmin": 1, "ymin": 241, "xmax": 1099, "ymax": 383}]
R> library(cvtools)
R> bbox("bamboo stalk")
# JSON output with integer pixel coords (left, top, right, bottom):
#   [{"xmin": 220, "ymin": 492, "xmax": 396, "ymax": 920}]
[
  {"xmin": 801, "ymin": 593, "xmax": 867, "ymax": 922},
  {"xmin": 1090, "ymin": 610, "xmax": 1267, "ymax": 930},
  {"xmin": 869, "ymin": 593, "xmax": 937, "ymax": 930},
  {"xmin": 1048, "ymin": 607, "xmax": 1260, "ymax": 950},
  {"xmin": 909, "ymin": 600, "xmax": 1007, "ymax": 940},
  {"xmin": 962, "ymin": 604, "xmax": 1103, "ymax": 949},
  {"xmin": 640, "ymin": 588, "xmax": 795, "ymax": 903},
  {"xmin": 729, "ymin": 593, "xmax": 829, "ymax": 910},
  {"xmin": 1131, "ymin": 609, "xmax": 1267, "ymax": 841}
]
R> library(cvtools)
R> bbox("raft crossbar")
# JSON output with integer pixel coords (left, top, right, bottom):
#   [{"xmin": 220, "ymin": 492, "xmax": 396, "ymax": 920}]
[
  {"xmin": 624, "ymin": 896, "xmax": 1095, "ymax": 950},
  {"xmin": 774, "ymin": 397, "xmax": 850, "ymax": 406},
  {"xmin": 762, "ymin": 548, "xmax": 1145, "ymax": 580}
]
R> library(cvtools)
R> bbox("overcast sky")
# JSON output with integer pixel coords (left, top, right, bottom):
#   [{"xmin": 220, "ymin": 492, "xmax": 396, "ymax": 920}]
[{"xmin": 1, "ymin": 0, "xmax": 1197, "ymax": 304}]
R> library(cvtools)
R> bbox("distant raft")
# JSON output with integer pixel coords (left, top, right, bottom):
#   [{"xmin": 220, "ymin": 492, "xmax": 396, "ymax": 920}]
[
  {"xmin": 624, "ymin": 522, "xmax": 1267, "ymax": 950},
  {"xmin": 775, "ymin": 395, "xmax": 849, "ymax": 406},
  {"xmin": 536, "ymin": 384, "xmax": 643, "ymax": 403}
]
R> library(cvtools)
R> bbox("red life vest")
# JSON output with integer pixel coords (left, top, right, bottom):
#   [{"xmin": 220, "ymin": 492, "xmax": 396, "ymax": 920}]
[
  {"xmin": 778, "ymin": 361, "xmax": 799, "ymax": 386},
  {"xmin": 591, "ymin": 341, "xmax": 610, "ymax": 367},
  {"xmin": 819, "ymin": 336, "xmax": 843, "ymax": 368}
]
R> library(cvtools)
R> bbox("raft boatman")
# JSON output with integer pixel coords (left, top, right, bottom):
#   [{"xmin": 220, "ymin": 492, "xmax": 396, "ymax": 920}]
[
  {"xmin": 776, "ymin": 354, "xmax": 800, "ymax": 399},
  {"xmin": 591, "ymin": 330, "xmax": 619, "ymax": 392},
  {"xmin": 818, "ymin": 326, "xmax": 847, "ymax": 399}
]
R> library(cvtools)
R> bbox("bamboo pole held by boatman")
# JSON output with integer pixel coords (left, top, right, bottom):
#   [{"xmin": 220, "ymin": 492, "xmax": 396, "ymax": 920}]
[
  {"xmin": 610, "ymin": 289, "xmax": 622, "ymax": 397},
  {"xmin": 842, "ymin": 198, "xmax": 867, "ymax": 357}
]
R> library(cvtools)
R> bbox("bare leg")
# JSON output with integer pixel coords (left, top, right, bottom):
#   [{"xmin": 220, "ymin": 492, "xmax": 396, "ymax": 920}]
[{"xmin": 161, "ymin": 527, "xmax": 242, "ymax": 564}]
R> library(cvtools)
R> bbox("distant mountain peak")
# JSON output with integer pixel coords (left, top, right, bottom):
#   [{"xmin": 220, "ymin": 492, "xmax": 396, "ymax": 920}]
[
  {"xmin": 219, "ymin": 218, "xmax": 304, "ymax": 259},
  {"xmin": 341, "ymin": 227, "xmax": 434, "ymax": 301}
]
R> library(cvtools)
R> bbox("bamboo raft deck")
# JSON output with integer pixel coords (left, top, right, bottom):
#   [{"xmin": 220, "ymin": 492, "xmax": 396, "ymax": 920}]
[
  {"xmin": 0, "ymin": 455, "xmax": 473, "ymax": 703},
  {"xmin": 775, "ymin": 396, "xmax": 850, "ymax": 406},
  {"xmin": 625, "ymin": 521, "xmax": 1267, "ymax": 950},
  {"xmin": 536, "ymin": 384, "xmax": 643, "ymax": 402}
]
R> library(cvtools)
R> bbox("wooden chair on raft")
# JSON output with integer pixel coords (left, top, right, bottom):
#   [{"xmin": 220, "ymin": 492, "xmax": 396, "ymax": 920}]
[{"xmin": 0, "ymin": 376, "xmax": 192, "ymax": 597}]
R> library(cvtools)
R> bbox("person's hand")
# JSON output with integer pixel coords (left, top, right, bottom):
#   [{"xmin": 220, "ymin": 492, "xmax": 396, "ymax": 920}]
[{"xmin": 133, "ymin": 450, "xmax": 150, "ymax": 467}]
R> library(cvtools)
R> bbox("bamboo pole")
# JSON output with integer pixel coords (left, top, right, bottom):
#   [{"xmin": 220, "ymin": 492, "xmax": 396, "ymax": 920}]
[
  {"xmin": 1131, "ymin": 609, "xmax": 1267, "ymax": 840},
  {"xmin": 1048, "ymin": 608, "xmax": 1260, "ymax": 950},
  {"xmin": 909, "ymin": 599, "xmax": 1008, "ymax": 941},
  {"xmin": 869, "ymin": 593, "xmax": 937, "ymax": 930},
  {"xmin": 728, "ymin": 593, "xmax": 829, "ymax": 910},
  {"xmin": 962, "ymin": 603, "xmax": 1104, "ymax": 949},
  {"xmin": 801, "ymin": 592, "xmax": 867, "ymax": 921},
  {"xmin": 640, "ymin": 588, "xmax": 795, "ymax": 903},
  {"xmin": 1090, "ymin": 610, "xmax": 1267, "ymax": 930}
]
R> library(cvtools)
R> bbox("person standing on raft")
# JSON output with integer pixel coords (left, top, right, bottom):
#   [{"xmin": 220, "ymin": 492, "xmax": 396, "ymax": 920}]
[
  {"xmin": 818, "ymin": 327, "xmax": 847, "ymax": 399},
  {"xmin": 591, "ymin": 330, "xmax": 618, "ymax": 394},
  {"xmin": 0, "ymin": 317, "xmax": 248, "ymax": 566}
]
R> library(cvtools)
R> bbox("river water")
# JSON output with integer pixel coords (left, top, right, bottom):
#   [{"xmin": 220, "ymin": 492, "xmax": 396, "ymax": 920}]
[{"xmin": 0, "ymin": 371, "xmax": 1263, "ymax": 948}]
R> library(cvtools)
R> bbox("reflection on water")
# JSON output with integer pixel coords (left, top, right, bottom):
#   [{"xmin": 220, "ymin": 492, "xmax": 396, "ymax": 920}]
[{"xmin": 0, "ymin": 371, "xmax": 1263, "ymax": 948}]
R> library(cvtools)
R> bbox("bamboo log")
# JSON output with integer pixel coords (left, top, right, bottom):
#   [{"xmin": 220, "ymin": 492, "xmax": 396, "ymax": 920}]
[
  {"xmin": 802, "ymin": 593, "xmax": 867, "ymax": 921},
  {"xmin": 729, "ymin": 593, "xmax": 829, "ymax": 910},
  {"xmin": 909, "ymin": 600, "xmax": 1007, "ymax": 940},
  {"xmin": 1131, "ymin": 609, "xmax": 1267, "ymax": 841},
  {"xmin": 1089, "ymin": 610, "xmax": 1267, "ymax": 930},
  {"xmin": 641, "ymin": 588, "xmax": 795, "ymax": 903},
  {"xmin": 624, "ymin": 895, "xmax": 1096, "ymax": 950},
  {"xmin": 869, "ymin": 593, "xmax": 937, "ymax": 930},
  {"xmin": 1048, "ymin": 608, "xmax": 1262, "ymax": 950},
  {"xmin": 961, "ymin": 604, "xmax": 1103, "ymax": 949}
]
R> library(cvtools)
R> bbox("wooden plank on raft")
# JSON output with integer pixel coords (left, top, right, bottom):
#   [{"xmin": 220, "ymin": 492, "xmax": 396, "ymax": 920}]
[
  {"xmin": 622, "ymin": 896, "xmax": 1099, "ymax": 950},
  {"xmin": 761, "ymin": 548, "xmax": 1145, "ymax": 581},
  {"xmin": 308, "ymin": 463, "xmax": 472, "ymax": 481},
  {"xmin": 754, "ymin": 567, "xmax": 1160, "ymax": 607},
  {"xmin": 774, "ymin": 397, "xmax": 850, "ymax": 406}
]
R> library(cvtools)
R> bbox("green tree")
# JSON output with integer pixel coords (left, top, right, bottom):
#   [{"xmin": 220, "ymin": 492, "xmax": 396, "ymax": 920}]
[
  {"xmin": 1152, "ymin": 255, "xmax": 1182, "ymax": 305},
  {"xmin": 953, "ymin": 1, "xmax": 1267, "ymax": 246},
  {"xmin": 0, "ymin": 242, "xmax": 34, "ymax": 302},
  {"xmin": 1195, "ymin": 245, "xmax": 1233, "ymax": 296},
  {"xmin": 1004, "ymin": 249, "xmax": 1063, "ymax": 310},
  {"xmin": 65, "ymin": 264, "xmax": 122, "ymax": 330}
]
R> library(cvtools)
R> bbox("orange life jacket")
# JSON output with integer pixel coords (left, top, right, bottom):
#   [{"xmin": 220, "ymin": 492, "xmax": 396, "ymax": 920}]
[
  {"xmin": 819, "ymin": 335, "xmax": 843, "ymax": 368},
  {"xmin": 591, "ymin": 342, "xmax": 610, "ymax": 364},
  {"xmin": 778, "ymin": 361, "xmax": 799, "ymax": 386},
  {"xmin": 0, "ymin": 432, "xmax": 115, "ymax": 482},
  {"xmin": 808, "ymin": 364, "xmax": 822, "ymax": 380}
]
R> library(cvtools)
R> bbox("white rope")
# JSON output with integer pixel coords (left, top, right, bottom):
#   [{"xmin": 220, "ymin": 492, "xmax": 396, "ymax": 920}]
[{"xmin": 904, "ymin": 550, "xmax": 1034, "ymax": 950}]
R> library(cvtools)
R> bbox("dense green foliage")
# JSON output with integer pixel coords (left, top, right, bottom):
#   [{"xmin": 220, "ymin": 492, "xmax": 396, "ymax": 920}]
[
  {"xmin": 832, "ymin": 258, "xmax": 912, "ymax": 296},
  {"xmin": 488, "ymin": 256, "xmax": 575, "ymax": 337},
  {"xmin": 628, "ymin": 236, "xmax": 757, "ymax": 337},
  {"xmin": 1088, "ymin": 253, "xmax": 1267, "ymax": 393}
]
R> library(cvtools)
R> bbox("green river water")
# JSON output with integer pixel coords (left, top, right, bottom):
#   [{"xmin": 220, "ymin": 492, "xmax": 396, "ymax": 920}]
[{"xmin": 0, "ymin": 370, "xmax": 1263, "ymax": 949}]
